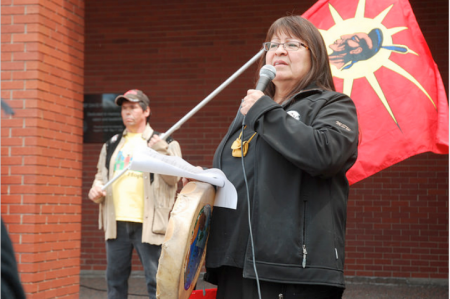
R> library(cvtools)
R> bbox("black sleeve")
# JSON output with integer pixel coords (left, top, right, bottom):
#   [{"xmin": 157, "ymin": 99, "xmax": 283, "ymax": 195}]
[
  {"xmin": 1, "ymin": 218, "xmax": 26, "ymax": 299},
  {"xmin": 245, "ymin": 93, "xmax": 359, "ymax": 177}
]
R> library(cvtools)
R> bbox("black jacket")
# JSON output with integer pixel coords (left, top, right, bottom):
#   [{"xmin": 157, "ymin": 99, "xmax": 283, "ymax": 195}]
[{"xmin": 209, "ymin": 86, "xmax": 359, "ymax": 288}]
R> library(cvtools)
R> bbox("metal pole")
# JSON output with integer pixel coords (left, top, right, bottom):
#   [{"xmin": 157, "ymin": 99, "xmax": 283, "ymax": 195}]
[
  {"xmin": 160, "ymin": 49, "xmax": 264, "ymax": 140},
  {"xmin": 101, "ymin": 166, "xmax": 129, "ymax": 191}
]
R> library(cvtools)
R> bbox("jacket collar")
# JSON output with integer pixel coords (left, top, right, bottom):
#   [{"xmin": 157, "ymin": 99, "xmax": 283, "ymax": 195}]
[
  {"xmin": 123, "ymin": 123, "xmax": 154, "ymax": 140},
  {"xmin": 282, "ymin": 82, "xmax": 323, "ymax": 107}
]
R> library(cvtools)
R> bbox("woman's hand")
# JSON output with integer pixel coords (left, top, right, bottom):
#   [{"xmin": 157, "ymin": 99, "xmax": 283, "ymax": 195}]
[{"xmin": 240, "ymin": 89, "xmax": 265, "ymax": 116}]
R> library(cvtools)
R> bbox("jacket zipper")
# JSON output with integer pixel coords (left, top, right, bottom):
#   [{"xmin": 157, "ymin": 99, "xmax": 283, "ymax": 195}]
[
  {"xmin": 302, "ymin": 200, "xmax": 307, "ymax": 268},
  {"xmin": 302, "ymin": 244, "xmax": 308, "ymax": 268}
]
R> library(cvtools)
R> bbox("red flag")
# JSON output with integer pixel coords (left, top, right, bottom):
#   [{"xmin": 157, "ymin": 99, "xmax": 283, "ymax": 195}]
[{"xmin": 303, "ymin": 0, "xmax": 449, "ymax": 185}]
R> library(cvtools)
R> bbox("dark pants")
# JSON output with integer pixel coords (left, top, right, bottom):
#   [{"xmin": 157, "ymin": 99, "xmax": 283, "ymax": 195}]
[
  {"xmin": 106, "ymin": 221, "xmax": 161, "ymax": 299},
  {"xmin": 215, "ymin": 266, "xmax": 344, "ymax": 299}
]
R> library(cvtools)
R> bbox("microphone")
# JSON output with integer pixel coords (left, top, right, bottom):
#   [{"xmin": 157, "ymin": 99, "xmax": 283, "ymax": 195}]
[
  {"xmin": 242, "ymin": 65, "xmax": 276, "ymax": 126},
  {"xmin": 255, "ymin": 65, "xmax": 276, "ymax": 91}
]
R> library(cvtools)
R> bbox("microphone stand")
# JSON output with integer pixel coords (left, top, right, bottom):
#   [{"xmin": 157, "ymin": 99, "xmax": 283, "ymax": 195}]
[{"xmin": 102, "ymin": 49, "xmax": 265, "ymax": 190}]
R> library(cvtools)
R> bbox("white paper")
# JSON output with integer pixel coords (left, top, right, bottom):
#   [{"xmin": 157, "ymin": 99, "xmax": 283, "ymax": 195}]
[{"xmin": 129, "ymin": 147, "xmax": 237, "ymax": 209}]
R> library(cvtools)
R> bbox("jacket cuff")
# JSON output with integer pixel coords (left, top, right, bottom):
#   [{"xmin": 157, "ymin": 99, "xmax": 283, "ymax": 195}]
[
  {"xmin": 93, "ymin": 196, "xmax": 105, "ymax": 204},
  {"xmin": 152, "ymin": 139, "xmax": 169, "ymax": 154},
  {"xmin": 245, "ymin": 95, "xmax": 279, "ymax": 131}
]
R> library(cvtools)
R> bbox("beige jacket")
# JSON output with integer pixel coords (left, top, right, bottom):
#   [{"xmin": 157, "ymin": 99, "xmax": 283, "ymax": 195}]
[{"xmin": 90, "ymin": 124, "xmax": 182, "ymax": 245}]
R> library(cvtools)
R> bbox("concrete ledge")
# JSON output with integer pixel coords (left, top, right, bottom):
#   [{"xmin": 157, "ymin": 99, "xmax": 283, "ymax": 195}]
[
  {"xmin": 80, "ymin": 270, "xmax": 448, "ymax": 287},
  {"xmin": 80, "ymin": 270, "xmax": 146, "ymax": 278},
  {"xmin": 345, "ymin": 276, "xmax": 448, "ymax": 286}
]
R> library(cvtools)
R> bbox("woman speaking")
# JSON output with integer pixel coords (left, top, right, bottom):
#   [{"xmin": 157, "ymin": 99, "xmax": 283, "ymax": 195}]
[{"xmin": 202, "ymin": 15, "xmax": 359, "ymax": 299}]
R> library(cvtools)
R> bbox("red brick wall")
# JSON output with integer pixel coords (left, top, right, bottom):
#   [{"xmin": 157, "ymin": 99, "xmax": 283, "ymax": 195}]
[
  {"xmin": 1, "ymin": 0, "xmax": 84, "ymax": 297},
  {"xmin": 82, "ymin": 0, "xmax": 448, "ymax": 280},
  {"xmin": 81, "ymin": 143, "xmax": 106, "ymax": 269},
  {"xmin": 347, "ymin": 152, "xmax": 448, "ymax": 279}
]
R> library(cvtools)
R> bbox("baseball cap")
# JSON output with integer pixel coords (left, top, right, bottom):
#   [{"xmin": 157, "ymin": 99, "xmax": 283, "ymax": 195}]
[{"xmin": 114, "ymin": 89, "xmax": 150, "ymax": 107}]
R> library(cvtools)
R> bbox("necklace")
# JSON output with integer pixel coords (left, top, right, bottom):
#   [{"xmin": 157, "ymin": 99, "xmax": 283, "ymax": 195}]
[{"xmin": 231, "ymin": 126, "xmax": 257, "ymax": 157}]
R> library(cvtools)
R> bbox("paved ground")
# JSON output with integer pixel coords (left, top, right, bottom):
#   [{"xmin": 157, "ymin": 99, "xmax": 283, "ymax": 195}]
[{"xmin": 79, "ymin": 273, "xmax": 448, "ymax": 298}]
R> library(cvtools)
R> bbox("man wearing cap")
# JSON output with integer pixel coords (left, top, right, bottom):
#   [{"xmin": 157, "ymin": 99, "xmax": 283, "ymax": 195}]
[{"xmin": 88, "ymin": 89, "xmax": 182, "ymax": 299}]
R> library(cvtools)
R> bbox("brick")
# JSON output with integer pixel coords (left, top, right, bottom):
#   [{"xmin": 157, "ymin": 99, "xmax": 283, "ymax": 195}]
[
  {"xmin": 1, "ymin": 52, "xmax": 12, "ymax": 61},
  {"xmin": 1, "ymin": 24, "xmax": 25, "ymax": 33},
  {"xmin": 2, "ymin": 62, "xmax": 25, "ymax": 71},
  {"xmin": 2, "ymin": 214, "xmax": 21, "ymax": 224},
  {"xmin": 2, "ymin": 6, "xmax": 25, "ymax": 15},
  {"xmin": 13, "ymin": 52, "xmax": 44, "ymax": 61},
  {"xmin": 1, "ymin": 15, "xmax": 12, "ymax": 24},
  {"xmin": 1, "ymin": 176, "xmax": 22, "ymax": 184},
  {"xmin": 11, "ymin": 90, "xmax": 39, "ymax": 100},
  {"xmin": 13, "ymin": 0, "xmax": 41, "ymax": 4},
  {"xmin": 1, "ymin": 118, "xmax": 24, "ymax": 128},
  {"xmin": 2, "ymin": 81, "xmax": 25, "ymax": 90},
  {"xmin": 1, "ymin": 33, "xmax": 12, "ymax": 43},
  {"xmin": 13, "ymin": 33, "xmax": 43, "ymax": 43},
  {"xmin": 12, "ymin": 15, "xmax": 40, "ymax": 24},
  {"xmin": 1, "ymin": 194, "xmax": 23, "ymax": 204},
  {"xmin": 12, "ymin": 71, "xmax": 40, "ymax": 81}
]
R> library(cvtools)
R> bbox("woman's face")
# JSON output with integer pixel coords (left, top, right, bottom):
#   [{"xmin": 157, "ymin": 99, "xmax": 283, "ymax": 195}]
[{"xmin": 265, "ymin": 31, "xmax": 311, "ymax": 89}]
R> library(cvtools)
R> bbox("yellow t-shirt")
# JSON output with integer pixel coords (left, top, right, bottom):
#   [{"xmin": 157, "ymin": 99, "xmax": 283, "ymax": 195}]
[{"xmin": 112, "ymin": 132, "xmax": 147, "ymax": 222}]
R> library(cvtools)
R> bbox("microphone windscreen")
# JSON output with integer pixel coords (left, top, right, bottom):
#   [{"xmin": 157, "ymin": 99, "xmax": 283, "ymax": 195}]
[{"xmin": 259, "ymin": 65, "xmax": 276, "ymax": 80}]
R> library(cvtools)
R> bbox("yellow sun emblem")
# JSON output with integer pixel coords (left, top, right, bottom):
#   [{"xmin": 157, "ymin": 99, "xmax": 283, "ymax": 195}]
[{"xmin": 319, "ymin": 0, "xmax": 436, "ymax": 126}]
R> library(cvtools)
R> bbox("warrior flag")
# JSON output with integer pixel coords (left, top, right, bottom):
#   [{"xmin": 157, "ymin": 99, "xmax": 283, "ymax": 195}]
[{"xmin": 303, "ymin": 0, "xmax": 449, "ymax": 185}]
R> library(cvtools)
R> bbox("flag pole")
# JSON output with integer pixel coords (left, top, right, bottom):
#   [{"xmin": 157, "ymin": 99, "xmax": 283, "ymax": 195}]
[
  {"xmin": 160, "ymin": 49, "xmax": 264, "ymax": 140},
  {"xmin": 101, "ymin": 166, "xmax": 129, "ymax": 191}
]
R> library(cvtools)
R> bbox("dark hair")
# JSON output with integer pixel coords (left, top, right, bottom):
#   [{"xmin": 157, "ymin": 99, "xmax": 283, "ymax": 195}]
[
  {"xmin": 139, "ymin": 102, "xmax": 151, "ymax": 123},
  {"xmin": 142, "ymin": 103, "xmax": 151, "ymax": 123},
  {"xmin": 256, "ymin": 15, "xmax": 335, "ymax": 102},
  {"xmin": 137, "ymin": 101, "xmax": 149, "ymax": 113}
]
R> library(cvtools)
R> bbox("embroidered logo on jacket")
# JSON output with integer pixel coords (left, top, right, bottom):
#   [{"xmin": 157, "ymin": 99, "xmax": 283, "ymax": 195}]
[
  {"xmin": 287, "ymin": 110, "xmax": 301, "ymax": 121},
  {"xmin": 336, "ymin": 121, "xmax": 352, "ymax": 132}
]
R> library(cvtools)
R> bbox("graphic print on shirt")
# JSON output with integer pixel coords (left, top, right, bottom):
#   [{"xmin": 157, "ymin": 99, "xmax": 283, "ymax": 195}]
[
  {"xmin": 114, "ymin": 148, "xmax": 143, "ymax": 179},
  {"xmin": 114, "ymin": 150, "xmax": 131, "ymax": 172},
  {"xmin": 112, "ymin": 133, "xmax": 146, "ymax": 222}
]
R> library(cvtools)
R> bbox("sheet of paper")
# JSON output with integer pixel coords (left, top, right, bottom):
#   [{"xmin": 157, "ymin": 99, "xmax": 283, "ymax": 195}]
[{"xmin": 129, "ymin": 147, "xmax": 237, "ymax": 209}]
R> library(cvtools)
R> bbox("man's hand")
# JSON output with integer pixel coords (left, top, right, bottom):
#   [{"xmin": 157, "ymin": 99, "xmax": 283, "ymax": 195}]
[
  {"xmin": 149, "ymin": 134, "xmax": 163, "ymax": 148},
  {"xmin": 88, "ymin": 185, "xmax": 106, "ymax": 202}
]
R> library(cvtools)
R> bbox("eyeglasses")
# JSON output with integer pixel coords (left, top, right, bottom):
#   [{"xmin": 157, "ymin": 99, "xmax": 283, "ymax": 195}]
[{"xmin": 263, "ymin": 41, "xmax": 309, "ymax": 52}]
